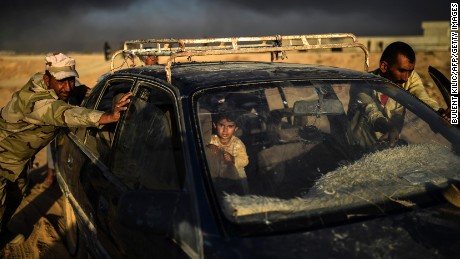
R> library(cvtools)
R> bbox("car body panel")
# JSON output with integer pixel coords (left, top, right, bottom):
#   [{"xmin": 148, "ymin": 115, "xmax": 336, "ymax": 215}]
[{"xmin": 55, "ymin": 61, "xmax": 460, "ymax": 258}]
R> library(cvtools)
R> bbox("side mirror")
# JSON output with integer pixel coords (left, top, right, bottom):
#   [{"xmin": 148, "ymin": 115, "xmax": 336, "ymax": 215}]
[
  {"xmin": 293, "ymin": 99, "xmax": 344, "ymax": 116},
  {"xmin": 117, "ymin": 190, "xmax": 180, "ymax": 236}
]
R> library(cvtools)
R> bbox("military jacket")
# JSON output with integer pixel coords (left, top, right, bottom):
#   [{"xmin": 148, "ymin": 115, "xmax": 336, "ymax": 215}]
[{"xmin": 0, "ymin": 73, "xmax": 104, "ymax": 181}]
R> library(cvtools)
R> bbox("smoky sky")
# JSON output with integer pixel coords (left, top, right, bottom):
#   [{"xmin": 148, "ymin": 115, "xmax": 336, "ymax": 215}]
[{"xmin": 0, "ymin": 0, "xmax": 449, "ymax": 53}]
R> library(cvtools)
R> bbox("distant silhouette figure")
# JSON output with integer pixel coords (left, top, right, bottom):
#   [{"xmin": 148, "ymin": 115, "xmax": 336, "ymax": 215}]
[{"xmin": 104, "ymin": 42, "xmax": 111, "ymax": 61}]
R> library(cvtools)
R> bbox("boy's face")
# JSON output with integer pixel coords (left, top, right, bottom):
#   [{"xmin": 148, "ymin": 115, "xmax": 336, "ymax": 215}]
[{"xmin": 214, "ymin": 118, "xmax": 238, "ymax": 144}]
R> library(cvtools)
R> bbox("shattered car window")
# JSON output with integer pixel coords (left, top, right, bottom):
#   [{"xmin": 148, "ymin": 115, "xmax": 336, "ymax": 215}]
[{"xmin": 196, "ymin": 80, "xmax": 460, "ymax": 228}]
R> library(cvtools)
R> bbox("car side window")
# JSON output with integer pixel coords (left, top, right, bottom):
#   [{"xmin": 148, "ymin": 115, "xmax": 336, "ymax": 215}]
[
  {"xmin": 83, "ymin": 80, "xmax": 133, "ymax": 162},
  {"xmin": 111, "ymin": 83, "xmax": 185, "ymax": 190}
]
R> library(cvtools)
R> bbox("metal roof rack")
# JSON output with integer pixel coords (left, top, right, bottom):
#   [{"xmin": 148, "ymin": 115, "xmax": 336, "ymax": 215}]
[{"xmin": 110, "ymin": 33, "xmax": 369, "ymax": 84}]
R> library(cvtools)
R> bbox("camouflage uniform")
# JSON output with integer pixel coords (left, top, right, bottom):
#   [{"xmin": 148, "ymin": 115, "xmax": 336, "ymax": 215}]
[{"xmin": 0, "ymin": 72, "xmax": 104, "ymax": 230}]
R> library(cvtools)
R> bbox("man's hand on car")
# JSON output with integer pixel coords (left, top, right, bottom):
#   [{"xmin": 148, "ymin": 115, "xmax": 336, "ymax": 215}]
[
  {"xmin": 379, "ymin": 127, "xmax": 399, "ymax": 147},
  {"xmin": 374, "ymin": 117, "xmax": 400, "ymax": 147},
  {"xmin": 99, "ymin": 92, "xmax": 133, "ymax": 124}
]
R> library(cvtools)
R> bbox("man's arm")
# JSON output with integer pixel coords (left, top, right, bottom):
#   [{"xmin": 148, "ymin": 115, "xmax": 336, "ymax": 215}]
[
  {"xmin": 355, "ymin": 90, "xmax": 401, "ymax": 146},
  {"xmin": 355, "ymin": 91, "xmax": 385, "ymax": 126},
  {"xmin": 407, "ymin": 71, "xmax": 452, "ymax": 121},
  {"xmin": 25, "ymin": 92, "xmax": 133, "ymax": 127},
  {"xmin": 406, "ymin": 71, "xmax": 440, "ymax": 111}
]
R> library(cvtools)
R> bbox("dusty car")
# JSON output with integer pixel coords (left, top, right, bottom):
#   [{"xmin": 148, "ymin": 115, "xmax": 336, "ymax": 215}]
[{"xmin": 54, "ymin": 34, "xmax": 460, "ymax": 258}]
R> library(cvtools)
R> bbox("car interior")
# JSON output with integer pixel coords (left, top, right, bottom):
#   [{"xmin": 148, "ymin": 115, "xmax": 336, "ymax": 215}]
[{"xmin": 198, "ymin": 83, "xmax": 356, "ymax": 199}]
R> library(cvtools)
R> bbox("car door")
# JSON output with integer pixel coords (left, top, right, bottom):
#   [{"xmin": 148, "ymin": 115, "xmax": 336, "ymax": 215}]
[
  {"xmin": 428, "ymin": 66, "xmax": 459, "ymax": 126},
  {"xmin": 105, "ymin": 80, "xmax": 200, "ymax": 258},
  {"xmin": 57, "ymin": 78, "xmax": 135, "ymax": 257},
  {"xmin": 67, "ymin": 78, "xmax": 200, "ymax": 257},
  {"xmin": 428, "ymin": 66, "xmax": 451, "ymax": 108}
]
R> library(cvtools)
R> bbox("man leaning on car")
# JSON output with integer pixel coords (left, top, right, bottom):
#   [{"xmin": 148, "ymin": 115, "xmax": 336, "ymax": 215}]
[
  {"xmin": 348, "ymin": 42, "xmax": 450, "ymax": 148},
  {"xmin": 0, "ymin": 53, "xmax": 132, "ymax": 244}
]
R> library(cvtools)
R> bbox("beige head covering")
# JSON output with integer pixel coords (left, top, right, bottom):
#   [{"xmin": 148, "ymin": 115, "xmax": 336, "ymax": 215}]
[{"xmin": 45, "ymin": 53, "xmax": 79, "ymax": 80}]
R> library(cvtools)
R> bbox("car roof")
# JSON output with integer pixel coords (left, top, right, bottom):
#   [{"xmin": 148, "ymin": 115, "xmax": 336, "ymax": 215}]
[{"xmin": 113, "ymin": 61, "xmax": 382, "ymax": 95}]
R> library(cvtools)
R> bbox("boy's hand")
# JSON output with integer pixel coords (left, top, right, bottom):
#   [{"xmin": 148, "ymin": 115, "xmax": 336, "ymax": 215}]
[
  {"xmin": 223, "ymin": 151, "xmax": 234, "ymax": 163},
  {"xmin": 206, "ymin": 144, "xmax": 221, "ymax": 154},
  {"xmin": 206, "ymin": 145, "xmax": 234, "ymax": 163}
]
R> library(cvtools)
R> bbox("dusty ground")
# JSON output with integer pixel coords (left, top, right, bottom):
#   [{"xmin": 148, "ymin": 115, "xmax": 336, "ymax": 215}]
[
  {"xmin": 0, "ymin": 50, "xmax": 451, "ymax": 258},
  {"xmin": 0, "ymin": 167, "xmax": 69, "ymax": 258}
]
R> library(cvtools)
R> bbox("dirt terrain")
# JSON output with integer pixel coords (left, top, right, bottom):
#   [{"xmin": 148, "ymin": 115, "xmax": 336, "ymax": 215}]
[{"xmin": 0, "ymin": 50, "xmax": 451, "ymax": 258}]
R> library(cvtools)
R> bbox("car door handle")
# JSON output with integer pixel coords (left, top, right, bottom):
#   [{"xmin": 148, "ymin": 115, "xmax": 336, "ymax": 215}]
[{"xmin": 67, "ymin": 155, "xmax": 74, "ymax": 168}]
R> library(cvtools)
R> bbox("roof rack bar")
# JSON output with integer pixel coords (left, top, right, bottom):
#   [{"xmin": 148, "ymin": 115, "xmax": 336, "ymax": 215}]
[
  {"xmin": 122, "ymin": 33, "xmax": 360, "ymax": 47},
  {"xmin": 111, "ymin": 33, "xmax": 370, "ymax": 84}
]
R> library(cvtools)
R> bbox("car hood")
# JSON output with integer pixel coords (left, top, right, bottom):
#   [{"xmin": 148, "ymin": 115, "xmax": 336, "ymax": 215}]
[{"xmin": 205, "ymin": 203, "xmax": 460, "ymax": 258}]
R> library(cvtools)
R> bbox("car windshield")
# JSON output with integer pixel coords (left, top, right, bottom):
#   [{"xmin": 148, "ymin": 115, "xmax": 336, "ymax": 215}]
[{"xmin": 195, "ymin": 79, "xmax": 460, "ymax": 231}]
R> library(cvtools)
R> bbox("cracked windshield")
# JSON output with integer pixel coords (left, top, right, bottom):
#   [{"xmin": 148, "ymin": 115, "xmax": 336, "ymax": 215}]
[{"xmin": 197, "ymin": 79, "xmax": 460, "ymax": 223}]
